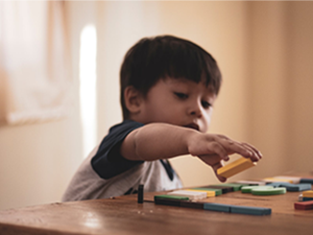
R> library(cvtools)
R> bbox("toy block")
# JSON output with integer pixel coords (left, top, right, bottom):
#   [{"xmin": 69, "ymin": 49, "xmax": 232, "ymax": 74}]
[
  {"xmin": 217, "ymin": 157, "xmax": 257, "ymax": 178},
  {"xmin": 300, "ymin": 178, "xmax": 313, "ymax": 184},
  {"xmin": 285, "ymin": 183, "xmax": 311, "ymax": 192},
  {"xmin": 294, "ymin": 201, "xmax": 313, "ymax": 210},
  {"xmin": 154, "ymin": 196, "xmax": 205, "ymax": 209},
  {"xmin": 266, "ymin": 182, "xmax": 312, "ymax": 192},
  {"xmin": 271, "ymin": 176, "xmax": 301, "ymax": 184},
  {"xmin": 251, "ymin": 187, "xmax": 286, "ymax": 196},
  {"xmin": 137, "ymin": 184, "xmax": 144, "ymax": 204},
  {"xmin": 303, "ymin": 197, "xmax": 313, "ymax": 201},
  {"xmin": 203, "ymin": 203, "xmax": 231, "ymax": 212},
  {"xmin": 212, "ymin": 183, "xmax": 248, "ymax": 191},
  {"xmin": 266, "ymin": 182, "xmax": 287, "ymax": 187},
  {"xmin": 192, "ymin": 188, "xmax": 222, "ymax": 196},
  {"xmin": 241, "ymin": 186, "xmax": 274, "ymax": 193},
  {"xmin": 155, "ymin": 197, "xmax": 184, "ymax": 206},
  {"xmin": 154, "ymin": 195, "xmax": 189, "ymax": 200},
  {"xmin": 242, "ymin": 184, "xmax": 287, "ymax": 195},
  {"xmin": 235, "ymin": 180, "xmax": 266, "ymax": 186},
  {"xmin": 230, "ymin": 205, "xmax": 271, "ymax": 216},
  {"xmin": 154, "ymin": 195, "xmax": 189, "ymax": 206},
  {"xmin": 262, "ymin": 177, "xmax": 293, "ymax": 183},
  {"xmin": 180, "ymin": 201, "xmax": 205, "ymax": 209},
  {"xmin": 203, "ymin": 185, "xmax": 233, "ymax": 194},
  {"xmin": 204, "ymin": 203, "xmax": 271, "ymax": 215},
  {"xmin": 302, "ymin": 190, "xmax": 313, "ymax": 198},
  {"xmin": 186, "ymin": 189, "xmax": 215, "ymax": 197},
  {"xmin": 168, "ymin": 190, "xmax": 207, "ymax": 200}
]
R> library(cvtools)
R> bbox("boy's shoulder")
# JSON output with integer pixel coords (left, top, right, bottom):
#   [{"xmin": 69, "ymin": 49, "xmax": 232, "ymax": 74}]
[
  {"xmin": 105, "ymin": 120, "xmax": 144, "ymax": 142},
  {"xmin": 109, "ymin": 119, "xmax": 144, "ymax": 133},
  {"xmin": 91, "ymin": 119, "xmax": 145, "ymax": 180}
]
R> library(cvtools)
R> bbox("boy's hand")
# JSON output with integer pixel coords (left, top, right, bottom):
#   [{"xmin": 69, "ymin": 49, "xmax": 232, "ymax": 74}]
[
  {"xmin": 122, "ymin": 123, "xmax": 261, "ymax": 182},
  {"xmin": 187, "ymin": 133, "xmax": 262, "ymax": 182}
]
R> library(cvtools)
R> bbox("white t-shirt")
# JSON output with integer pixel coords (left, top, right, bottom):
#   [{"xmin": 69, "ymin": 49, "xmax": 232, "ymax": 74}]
[{"xmin": 62, "ymin": 120, "xmax": 182, "ymax": 202}]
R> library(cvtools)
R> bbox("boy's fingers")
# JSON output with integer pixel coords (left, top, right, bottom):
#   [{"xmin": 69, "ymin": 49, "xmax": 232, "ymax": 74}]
[
  {"xmin": 198, "ymin": 156, "xmax": 226, "ymax": 182},
  {"xmin": 206, "ymin": 142, "xmax": 229, "ymax": 161},
  {"xmin": 212, "ymin": 135, "xmax": 262, "ymax": 161},
  {"xmin": 241, "ymin": 142, "xmax": 262, "ymax": 160},
  {"xmin": 218, "ymin": 138, "xmax": 254, "ymax": 159},
  {"xmin": 212, "ymin": 161, "xmax": 223, "ymax": 172},
  {"xmin": 239, "ymin": 143, "xmax": 260, "ymax": 161},
  {"xmin": 212, "ymin": 162, "xmax": 227, "ymax": 182},
  {"xmin": 198, "ymin": 154, "xmax": 225, "ymax": 166},
  {"xmin": 218, "ymin": 175, "xmax": 227, "ymax": 182}
]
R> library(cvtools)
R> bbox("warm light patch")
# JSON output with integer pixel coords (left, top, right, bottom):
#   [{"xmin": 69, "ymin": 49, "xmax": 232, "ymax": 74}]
[{"xmin": 79, "ymin": 25, "xmax": 97, "ymax": 158}]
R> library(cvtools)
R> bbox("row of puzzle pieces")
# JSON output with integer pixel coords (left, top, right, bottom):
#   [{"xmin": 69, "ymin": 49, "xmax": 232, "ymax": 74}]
[
  {"xmin": 243, "ymin": 176, "xmax": 313, "ymax": 210},
  {"xmin": 245, "ymin": 175, "xmax": 313, "ymax": 210},
  {"xmin": 155, "ymin": 182, "xmax": 272, "ymax": 216},
  {"xmin": 154, "ymin": 176, "xmax": 313, "ymax": 214},
  {"xmin": 154, "ymin": 194, "xmax": 271, "ymax": 216},
  {"xmin": 235, "ymin": 176, "xmax": 313, "ymax": 210}
]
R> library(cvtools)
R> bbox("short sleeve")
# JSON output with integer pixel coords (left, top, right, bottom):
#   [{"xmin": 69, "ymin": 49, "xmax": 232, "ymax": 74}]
[{"xmin": 91, "ymin": 120, "xmax": 144, "ymax": 179}]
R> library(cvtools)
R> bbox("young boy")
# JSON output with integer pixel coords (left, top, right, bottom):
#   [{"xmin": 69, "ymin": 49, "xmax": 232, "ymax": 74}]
[{"xmin": 62, "ymin": 35, "xmax": 262, "ymax": 202}]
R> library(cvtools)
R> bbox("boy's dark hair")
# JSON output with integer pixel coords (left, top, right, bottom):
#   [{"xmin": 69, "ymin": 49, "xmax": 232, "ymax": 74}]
[{"xmin": 120, "ymin": 35, "xmax": 222, "ymax": 120}]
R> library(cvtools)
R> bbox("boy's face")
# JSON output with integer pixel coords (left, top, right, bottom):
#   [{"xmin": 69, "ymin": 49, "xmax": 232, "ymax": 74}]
[{"xmin": 137, "ymin": 77, "xmax": 217, "ymax": 133}]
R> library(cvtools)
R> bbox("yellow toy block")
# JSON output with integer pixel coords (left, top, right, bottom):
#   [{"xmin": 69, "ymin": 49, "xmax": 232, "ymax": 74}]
[
  {"xmin": 273, "ymin": 176, "xmax": 301, "ymax": 184},
  {"xmin": 217, "ymin": 157, "xmax": 257, "ymax": 178},
  {"xmin": 262, "ymin": 177, "xmax": 293, "ymax": 184},
  {"xmin": 303, "ymin": 190, "xmax": 313, "ymax": 198},
  {"xmin": 186, "ymin": 189, "xmax": 215, "ymax": 197}
]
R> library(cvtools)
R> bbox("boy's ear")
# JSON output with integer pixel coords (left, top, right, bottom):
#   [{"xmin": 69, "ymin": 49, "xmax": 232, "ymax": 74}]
[{"xmin": 124, "ymin": 86, "xmax": 143, "ymax": 115}]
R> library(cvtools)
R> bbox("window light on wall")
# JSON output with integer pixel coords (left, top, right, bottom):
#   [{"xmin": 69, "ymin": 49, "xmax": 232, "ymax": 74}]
[{"xmin": 79, "ymin": 25, "xmax": 97, "ymax": 158}]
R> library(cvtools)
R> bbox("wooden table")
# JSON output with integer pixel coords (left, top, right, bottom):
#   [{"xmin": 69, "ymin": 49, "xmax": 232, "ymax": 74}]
[{"xmin": 1, "ymin": 183, "xmax": 313, "ymax": 235}]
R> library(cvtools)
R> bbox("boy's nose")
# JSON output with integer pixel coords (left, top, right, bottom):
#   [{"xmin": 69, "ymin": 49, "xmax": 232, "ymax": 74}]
[{"xmin": 188, "ymin": 102, "xmax": 202, "ymax": 117}]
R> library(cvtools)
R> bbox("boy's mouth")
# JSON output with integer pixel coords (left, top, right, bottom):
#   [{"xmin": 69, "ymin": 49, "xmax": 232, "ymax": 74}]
[{"xmin": 184, "ymin": 123, "xmax": 199, "ymax": 131}]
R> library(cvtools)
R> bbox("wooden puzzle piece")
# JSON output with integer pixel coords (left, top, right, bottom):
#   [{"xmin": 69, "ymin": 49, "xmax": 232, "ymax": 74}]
[
  {"xmin": 230, "ymin": 205, "xmax": 271, "ymax": 215},
  {"xmin": 241, "ymin": 186, "xmax": 274, "ymax": 193},
  {"xmin": 300, "ymin": 178, "xmax": 313, "ymax": 184},
  {"xmin": 251, "ymin": 187, "xmax": 286, "ymax": 196},
  {"xmin": 203, "ymin": 185, "xmax": 233, "ymax": 194},
  {"xmin": 217, "ymin": 157, "xmax": 257, "ymax": 178},
  {"xmin": 266, "ymin": 182, "xmax": 311, "ymax": 192},
  {"xmin": 303, "ymin": 190, "xmax": 313, "ymax": 197},
  {"xmin": 263, "ymin": 177, "xmax": 294, "ymax": 183},
  {"xmin": 167, "ymin": 190, "xmax": 207, "ymax": 200},
  {"xmin": 235, "ymin": 180, "xmax": 266, "ymax": 186},
  {"xmin": 204, "ymin": 203, "xmax": 231, "ymax": 212},
  {"xmin": 186, "ymin": 189, "xmax": 215, "ymax": 197},
  {"xmin": 294, "ymin": 201, "xmax": 313, "ymax": 210},
  {"xmin": 192, "ymin": 188, "xmax": 222, "ymax": 196},
  {"xmin": 211, "ymin": 183, "xmax": 249, "ymax": 191}
]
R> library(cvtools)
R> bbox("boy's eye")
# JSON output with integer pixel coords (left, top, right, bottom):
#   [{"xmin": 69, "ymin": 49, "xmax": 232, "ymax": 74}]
[
  {"xmin": 174, "ymin": 92, "xmax": 188, "ymax": 99},
  {"xmin": 201, "ymin": 101, "xmax": 211, "ymax": 109}
]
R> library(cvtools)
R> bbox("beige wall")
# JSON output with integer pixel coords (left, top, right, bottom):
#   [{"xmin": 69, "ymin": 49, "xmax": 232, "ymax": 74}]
[
  {"xmin": 1, "ymin": 1, "xmax": 313, "ymax": 210},
  {"xmin": 246, "ymin": 1, "xmax": 313, "ymax": 178}
]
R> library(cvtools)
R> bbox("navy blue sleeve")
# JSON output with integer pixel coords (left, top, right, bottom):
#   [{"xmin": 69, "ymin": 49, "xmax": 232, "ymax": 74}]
[{"xmin": 91, "ymin": 120, "xmax": 144, "ymax": 179}]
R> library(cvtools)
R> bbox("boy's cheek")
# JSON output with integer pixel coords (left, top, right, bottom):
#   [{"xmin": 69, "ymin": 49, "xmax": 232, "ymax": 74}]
[{"xmin": 202, "ymin": 115, "xmax": 212, "ymax": 132}]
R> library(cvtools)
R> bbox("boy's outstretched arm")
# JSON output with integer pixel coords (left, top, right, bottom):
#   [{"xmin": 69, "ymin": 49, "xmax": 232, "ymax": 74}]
[{"xmin": 120, "ymin": 123, "xmax": 262, "ymax": 182}]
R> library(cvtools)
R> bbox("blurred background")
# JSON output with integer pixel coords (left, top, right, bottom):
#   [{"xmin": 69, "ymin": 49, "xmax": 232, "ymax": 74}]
[{"xmin": 0, "ymin": 1, "xmax": 313, "ymax": 210}]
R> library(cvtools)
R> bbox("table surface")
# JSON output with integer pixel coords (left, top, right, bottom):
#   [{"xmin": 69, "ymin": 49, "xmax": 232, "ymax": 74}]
[{"xmin": 1, "ymin": 178, "xmax": 313, "ymax": 235}]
